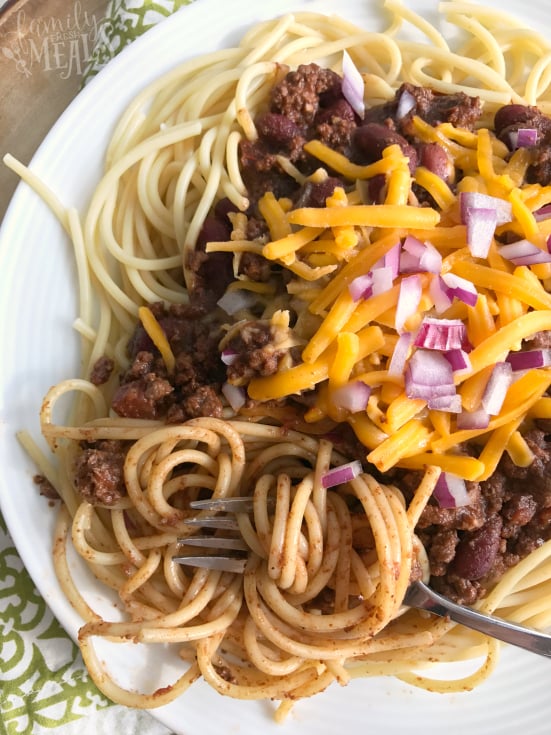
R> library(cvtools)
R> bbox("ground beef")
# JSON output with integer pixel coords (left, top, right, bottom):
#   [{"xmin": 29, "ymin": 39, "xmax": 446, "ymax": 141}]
[
  {"xmin": 238, "ymin": 251, "xmax": 272, "ymax": 281},
  {"xmin": 226, "ymin": 321, "xmax": 285, "ymax": 385},
  {"xmin": 113, "ymin": 303, "xmax": 226, "ymax": 423},
  {"xmin": 270, "ymin": 64, "xmax": 343, "ymax": 126},
  {"xmin": 363, "ymin": 82, "xmax": 482, "ymax": 132},
  {"xmin": 90, "ymin": 356, "xmax": 114, "ymax": 385},
  {"xmin": 73, "ymin": 440, "xmax": 127, "ymax": 506},
  {"xmin": 416, "ymin": 429, "xmax": 551, "ymax": 604},
  {"xmin": 313, "ymin": 97, "xmax": 357, "ymax": 153},
  {"xmin": 239, "ymin": 63, "xmax": 357, "ymax": 208},
  {"xmin": 399, "ymin": 83, "xmax": 482, "ymax": 131},
  {"xmin": 523, "ymin": 330, "xmax": 551, "ymax": 350},
  {"xmin": 181, "ymin": 385, "xmax": 223, "ymax": 420},
  {"xmin": 245, "ymin": 216, "xmax": 270, "ymax": 242},
  {"xmin": 527, "ymin": 146, "xmax": 551, "ymax": 187},
  {"xmin": 238, "ymin": 141, "xmax": 298, "ymax": 205},
  {"xmin": 426, "ymin": 528, "xmax": 458, "ymax": 575},
  {"xmin": 111, "ymin": 368, "xmax": 174, "ymax": 419},
  {"xmin": 33, "ymin": 474, "xmax": 59, "ymax": 500}
]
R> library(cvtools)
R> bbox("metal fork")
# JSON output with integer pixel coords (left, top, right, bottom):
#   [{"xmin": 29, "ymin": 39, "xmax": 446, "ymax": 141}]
[
  {"xmin": 173, "ymin": 497, "xmax": 551, "ymax": 659},
  {"xmin": 174, "ymin": 497, "xmax": 254, "ymax": 574}
]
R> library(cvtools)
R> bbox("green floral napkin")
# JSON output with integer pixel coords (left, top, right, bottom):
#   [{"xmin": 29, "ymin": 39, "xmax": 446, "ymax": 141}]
[
  {"xmin": 83, "ymin": 0, "xmax": 194, "ymax": 84},
  {"xmin": 0, "ymin": 2, "xmax": 197, "ymax": 734},
  {"xmin": 0, "ymin": 515, "xmax": 173, "ymax": 735}
]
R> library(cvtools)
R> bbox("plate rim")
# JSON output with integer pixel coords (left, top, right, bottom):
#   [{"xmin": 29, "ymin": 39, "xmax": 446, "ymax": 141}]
[{"xmin": 2, "ymin": 0, "xmax": 551, "ymax": 733}]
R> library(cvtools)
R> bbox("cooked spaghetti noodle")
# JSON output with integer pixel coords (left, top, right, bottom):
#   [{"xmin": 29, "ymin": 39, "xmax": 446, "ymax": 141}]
[{"xmin": 7, "ymin": 0, "xmax": 551, "ymax": 719}]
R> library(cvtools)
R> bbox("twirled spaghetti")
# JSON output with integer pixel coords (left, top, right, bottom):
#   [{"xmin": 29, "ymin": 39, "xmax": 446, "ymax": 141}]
[{"xmin": 7, "ymin": 0, "xmax": 551, "ymax": 720}]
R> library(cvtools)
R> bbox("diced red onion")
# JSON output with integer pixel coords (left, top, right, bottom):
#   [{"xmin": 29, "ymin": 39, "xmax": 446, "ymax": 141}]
[
  {"xmin": 221, "ymin": 348, "xmax": 238, "ymax": 366},
  {"xmin": 506, "ymin": 348, "xmax": 551, "ymax": 371},
  {"xmin": 429, "ymin": 275, "xmax": 453, "ymax": 314},
  {"xmin": 400, "ymin": 236, "xmax": 424, "ymax": 273},
  {"xmin": 440, "ymin": 272, "xmax": 478, "ymax": 307},
  {"xmin": 405, "ymin": 348, "xmax": 455, "ymax": 400},
  {"xmin": 408, "ymin": 380, "xmax": 458, "ymax": 399},
  {"xmin": 399, "ymin": 250, "xmax": 421, "ymax": 274},
  {"xmin": 348, "ymin": 272, "xmax": 373, "ymax": 301},
  {"xmin": 433, "ymin": 472, "xmax": 470, "ymax": 508},
  {"xmin": 465, "ymin": 206, "xmax": 498, "ymax": 259},
  {"xmin": 444, "ymin": 348, "xmax": 472, "ymax": 373},
  {"xmin": 222, "ymin": 382, "xmax": 246, "ymax": 411},
  {"xmin": 460, "ymin": 191, "xmax": 513, "ymax": 260},
  {"xmin": 384, "ymin": 242, "xmax": 401, "ymax": 279},
  {"xmin": 414, "ymin": 316, "xmax": 467, "ymax": 351},
  {"xmin": 400, "ymin": 235, "xmax": 442, "ymax": 274},
  {"xmin": 396, "ymin": 88, "xmax": 416, "ymax": 119},
  {"xmin": 402, "ymin": 235, "xmax": 426, "ymax": 258},
  {"xmin": 331, "ymin": 381, "xmax": 371, "ymax": 413},
  {"xmin": 427, "ymin": 393, "xmax": 462, "ymax": 413},
  {"xmin": 388, "ymin": 332, "xmax": 412, "ymax": 377},
  {"xmin": 217, "ymin": 289, "xmax": 255, "ymax": 315},
  {"xmin": 498, "ymin": 239, "xmax": 551, "ymax": 266},
  {"xmin": 419, "ymin": 240, "xmax": 443, "ymax": 274},
  {"xmin": 515, "ymin": 128, "xmax": 538, "ymax": 148},
  {"xmin": 371, "ymin": 265, "xmax": 394, "ymax": 295},
  {"xmin": 395, "ymin": 274, "xmax": 422, "ymax": 333},
  {"xmin": 481, "ymin": 362, "xmax": 513, "ymax": 415},
  {"xmin": 534, "ymin": 203, "xmax": 551, "ymax": 222},
  {"xmin": 341, "ymin": 51, "xmax": 365, "ymax": 119},
  {"xmin": 456, "ymin": 407, "xmax": 490, "ymax": 430},
  {"xmin": 460, "ymin": 191, "xmax": 513, "ymax": 227},
  {"xmin": 321, "ymin": 459, "xmax": 363, "ymax": 488}
]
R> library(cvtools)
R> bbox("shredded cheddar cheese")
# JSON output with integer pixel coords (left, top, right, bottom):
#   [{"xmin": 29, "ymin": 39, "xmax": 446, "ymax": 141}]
[
  {"xmin": 303, "ymin": 139, "xmax": 407, "ymax": 180},
  {"xmin": 262, "ymin": 226, "xmax": 324, "ymax": 261},
  {"xmin": 287, "ymin": 203, "xmax": 440, "ymax": 229},
  {"xmin": 138, "ymin": 306, "xmax": 176, "ymax": 374},
  {"xmin": 367, "ymin": 419, "xmax": 432, "ymax": 473},
  {"xmin": 258, "ymin": 191, "xmax": 292, "ymax": 241},
  {"xmin": 214, "ymin": 120, "xmax": 551, "ymax": 483}
]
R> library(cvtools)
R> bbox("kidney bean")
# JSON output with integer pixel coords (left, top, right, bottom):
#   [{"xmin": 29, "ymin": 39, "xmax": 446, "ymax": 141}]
[
  {"xmin": 196, "ymin": 216, "xmax": 231, "ymax": 251},
  {"xmin": 451, "ymin": 516, "xmax": 502, "ymax": 580},
  {"xmin": 127, "ymin": 327, "xmax": 154, "ymax": 360},
  {"xmin": 214, "ymin": 197, "xmax": 239, "ymax": 222},
  {"xmin": 417, "ymin": 142, "xmax": 454, "ymax": 182},
  {"xmin": 493, "ymin": 104, "xmax": 551, "ymax": 147},
  {"xmin": 494, "ymin": 104, "xmax": 540, "ymax": 137},
  {"xmin": 353, "ymin": 123, "xmax": 418, "ymax": 172},
  {"xmin": 256, "ymin": 112, "xmax": 304, "ymax": 147},
  {"xmin": 315, "ymin": 98, "xmax": 356, "ymax": 126},
  {"xmin": 365, "ymin": 173, "xmax": 387, "ymax": 204},
  {"xmin": 294, "ymin": 176, "xmax": 343, "ymax": 208}
]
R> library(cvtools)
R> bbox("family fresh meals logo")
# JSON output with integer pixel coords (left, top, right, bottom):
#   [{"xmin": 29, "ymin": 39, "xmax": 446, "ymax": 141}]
[{"xmin": 1, "ymin": 2, "xmax": 107, "ymax": 79}]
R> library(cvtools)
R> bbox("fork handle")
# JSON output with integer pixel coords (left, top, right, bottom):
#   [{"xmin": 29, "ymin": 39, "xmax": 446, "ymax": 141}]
[{"xmin": 405, "ymin": 581, "xmax": 551, "ymax": 659}]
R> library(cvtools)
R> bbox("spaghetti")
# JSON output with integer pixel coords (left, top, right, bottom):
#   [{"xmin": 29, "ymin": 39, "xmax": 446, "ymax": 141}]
[{"xmin": 7, "ymin": 0, "xmax": 551, "ymax": 720}]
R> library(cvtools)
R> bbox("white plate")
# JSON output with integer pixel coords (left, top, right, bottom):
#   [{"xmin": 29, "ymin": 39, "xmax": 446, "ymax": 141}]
[{"xmin": 1, "ymin": 0, "xmax": 551, "ymax": 733}]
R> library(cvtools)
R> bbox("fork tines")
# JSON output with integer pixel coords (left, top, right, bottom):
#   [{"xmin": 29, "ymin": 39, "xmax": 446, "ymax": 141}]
[
  {"xmin": 188, "ymin": 497, "xmax": 255, "ymax": 512},
  {"xmin": 172, "ymin": 553, "xmax": 247, "ymax": 574},
  {"xmin": 174, "ymin": 496, "xmax": 254, "ymax": 573},
  {"xmin": 179, "ymin": 535, "xmax": 248, "ymax": 551},
  {"xmin": 183, "ymin": 516, "xmax": 240, "ymax": 530}
]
